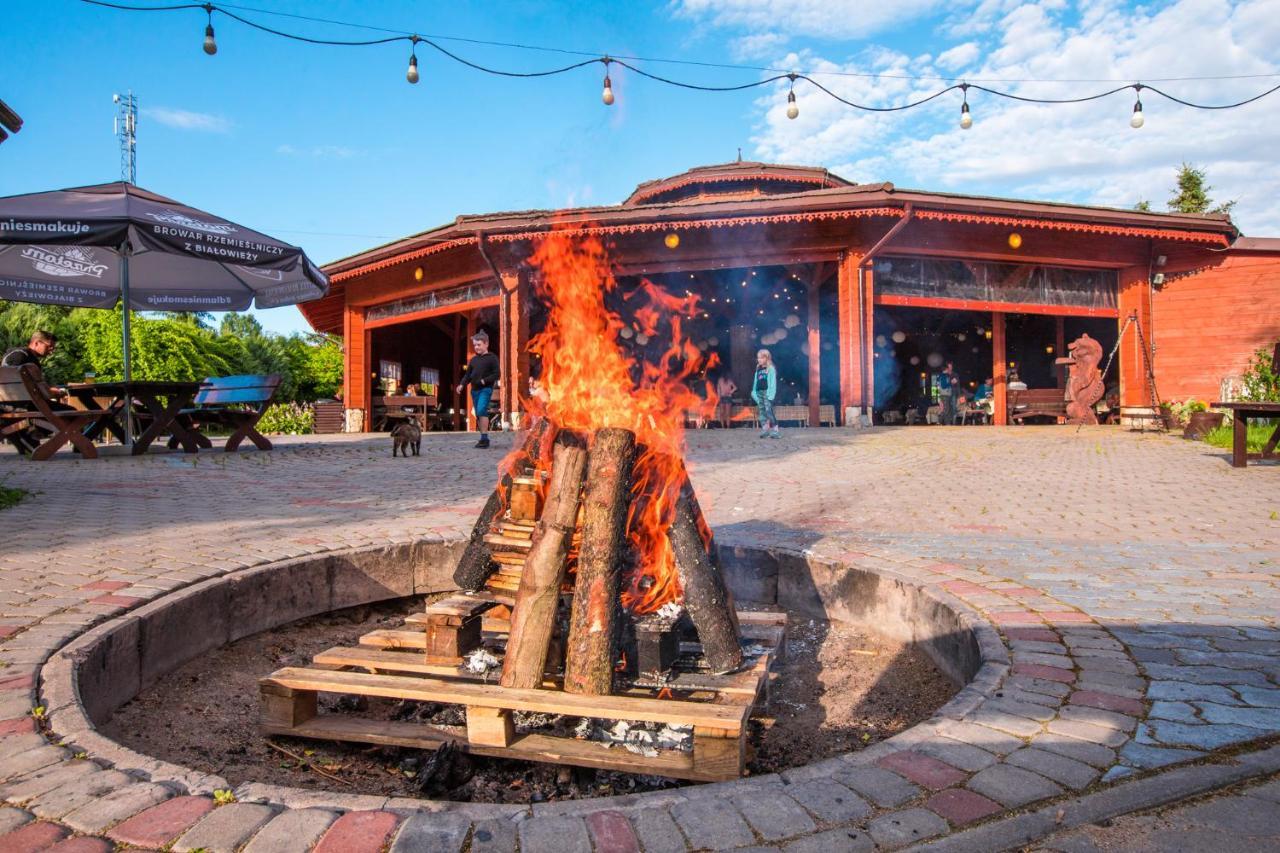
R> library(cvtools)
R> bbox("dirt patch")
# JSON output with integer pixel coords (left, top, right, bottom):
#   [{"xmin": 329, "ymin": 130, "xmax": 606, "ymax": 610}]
[{"xmin": 103, "ymin": 599, "xmax": 957, "ymax": 803}]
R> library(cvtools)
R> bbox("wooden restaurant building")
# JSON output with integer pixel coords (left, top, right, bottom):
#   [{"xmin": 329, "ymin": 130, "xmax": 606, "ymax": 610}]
[{"xmin": 303, "ymin": 162, "xmax": 1280, "ymax": 430}]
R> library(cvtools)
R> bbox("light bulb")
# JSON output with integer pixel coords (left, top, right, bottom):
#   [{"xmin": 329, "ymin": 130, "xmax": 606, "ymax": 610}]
[
  {"xmin": 602, "ymin": 74, "xmax": 614, "ymax": 106},
  {"xmin": 203, "ymin": 23, "xmax": 217, "ymax": 55},
  {"xmin": 1130, "ymin": 99, "xmax": 1144, "ymax": 128},
  {"xmin": 407, "ymin": 54, "xmax": 419, "ymax": 84},
  {"xmin": 959, "ymin": 101, "xmax": 972, "ymax": 130},
  {"xmin": 786, "ymin": 90, "xmax": 798, "ymax": 120}
]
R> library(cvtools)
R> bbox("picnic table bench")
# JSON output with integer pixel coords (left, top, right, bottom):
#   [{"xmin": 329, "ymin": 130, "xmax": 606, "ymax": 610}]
[
  {"xmin": 1210, "ymin": 402, "xmax": 1280, "ymax": 467},
  {"xmin": 1008, "ymin": 388, "xmax": 1067, "ymax": 424},
  {"xmin": 0, "ymin": 365, "xmax": 120, "ymax": 460},
  {"xmin": 171, "ymin": 374, "xmax": 282, "ymax": 452}
]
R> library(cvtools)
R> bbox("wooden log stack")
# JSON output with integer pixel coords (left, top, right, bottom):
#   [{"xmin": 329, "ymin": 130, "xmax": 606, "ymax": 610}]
[{"xmin": 462, "ymin": 423, "xmax": 742, "ymax": 698}]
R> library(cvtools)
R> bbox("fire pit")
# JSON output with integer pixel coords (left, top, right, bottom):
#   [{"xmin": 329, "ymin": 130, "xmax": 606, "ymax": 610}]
[{"xmin": 259, "ymin": 229, "xmax": 779, "ymax": 781}]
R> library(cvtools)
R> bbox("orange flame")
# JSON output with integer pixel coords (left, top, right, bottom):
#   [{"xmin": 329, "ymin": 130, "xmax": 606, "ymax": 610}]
[{"xmin": 515, "ymin": 226, "xmax": 715, "ymax": 613}]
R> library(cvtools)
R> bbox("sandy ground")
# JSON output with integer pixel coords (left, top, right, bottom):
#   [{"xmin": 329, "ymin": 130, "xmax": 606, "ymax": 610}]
[{"xmin": 104, "ymin": 598, "xmax": 956, "ymax": 804}]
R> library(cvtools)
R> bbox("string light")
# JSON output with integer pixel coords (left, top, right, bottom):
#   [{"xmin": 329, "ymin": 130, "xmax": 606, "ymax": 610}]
[
  {"xmin": 202, "ymin": 3, "xmax": 217, "ymax": 54},
  {"xmin": 82, "ymin": 0, "xmax": 1280, "ymax": 122},
  {"xmin": 1130, "ymin": 84, "xmax": 1144, "ymax": 128},
  {"xmin": 406, "ymin": 35, "xmax": 420, "ymax": 84}
]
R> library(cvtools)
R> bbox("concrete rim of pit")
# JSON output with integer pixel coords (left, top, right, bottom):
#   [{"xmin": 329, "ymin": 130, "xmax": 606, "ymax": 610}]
[{"xmin": 36, "ymin": 536, "xmax": 1009, "ymax": 817}]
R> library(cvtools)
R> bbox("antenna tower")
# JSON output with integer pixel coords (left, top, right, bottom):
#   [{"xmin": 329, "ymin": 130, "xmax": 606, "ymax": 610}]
[{"xmin": 112, "ymin": 91, "xmax": 137, "ymax": 184}]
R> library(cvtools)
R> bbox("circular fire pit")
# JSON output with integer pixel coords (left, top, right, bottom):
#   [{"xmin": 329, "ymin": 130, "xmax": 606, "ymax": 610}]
[{"xmin": 43, "ymin": 538, "xmax": 998, "ymax": 809}]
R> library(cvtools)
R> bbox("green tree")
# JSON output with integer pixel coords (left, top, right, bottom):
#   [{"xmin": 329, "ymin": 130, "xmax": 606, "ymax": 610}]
[
  {"xmin": 1133, "ymin": 200, "xmax": 1152, "ymax": 212},
  {"xmin": 1168, "ymin": 163, "xmax": 1236, "ymax": 215}
]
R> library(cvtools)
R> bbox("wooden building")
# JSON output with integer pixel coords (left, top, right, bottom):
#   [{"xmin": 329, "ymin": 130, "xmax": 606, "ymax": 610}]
[{"xmin": 304, "ymin": 162, "xmax": 1280, "ymax": 429}]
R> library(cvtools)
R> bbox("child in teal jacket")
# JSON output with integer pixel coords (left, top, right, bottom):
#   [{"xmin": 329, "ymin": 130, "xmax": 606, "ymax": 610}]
[{"xmin": 751, "ymin": 348, "xmax": 780, "ymax": 438}]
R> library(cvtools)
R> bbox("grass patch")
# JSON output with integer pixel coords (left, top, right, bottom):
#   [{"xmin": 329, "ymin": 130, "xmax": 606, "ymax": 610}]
[
  {"xmin": 0, "ymin": 484, "xmax": 27, "ymax": 511},
  {"xmin": 1203, "ymin": 422, "xmax": 1278, "ymax": 453}
]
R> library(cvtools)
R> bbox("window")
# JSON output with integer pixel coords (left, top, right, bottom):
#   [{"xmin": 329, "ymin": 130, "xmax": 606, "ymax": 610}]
[{"xmin": 874, "ymin": 257, "xmax": 1117, "ymax": 310}]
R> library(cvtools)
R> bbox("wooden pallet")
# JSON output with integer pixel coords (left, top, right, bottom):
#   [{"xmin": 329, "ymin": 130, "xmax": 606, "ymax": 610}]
[{"xmin": 259, "ymin": 606, "xmax": 785, "ymax": 782}]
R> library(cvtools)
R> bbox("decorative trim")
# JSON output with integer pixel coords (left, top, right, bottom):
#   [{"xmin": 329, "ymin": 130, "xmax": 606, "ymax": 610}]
[
  {"xmin": 628, "ymin": 172, "xmax": 835, "ymax": 205},
  {"xmin": 330, "ymin": 236, "xmax": 478, "ymax": 283},
  {"xmin": 913, "ymin": 209, "xmax": 1230, "ymax": 246},
  {"xmin": 365, "ymin": 278, "xmax": 502, "ymax": 324},
  {"xmin": 488, "ymin": 207, "xmax": 905, "ymax": 242}
]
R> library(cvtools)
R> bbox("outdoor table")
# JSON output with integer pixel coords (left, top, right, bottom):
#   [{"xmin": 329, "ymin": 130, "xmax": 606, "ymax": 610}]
[
  {"xmin": 1211, "ymin": 401, "xmax": 1280, "ymax": 467},
  {"xmin": 372, "ymin": 395, "xmax": 438, "ymax": 430},
  {"xmin": 65, "ymin": 380, "xmax": 205, "ymax": 455}
]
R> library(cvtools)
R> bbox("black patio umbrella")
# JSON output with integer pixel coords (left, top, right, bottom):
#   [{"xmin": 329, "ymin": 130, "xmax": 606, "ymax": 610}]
[{"xmin": 0, "ymin": 181, "xmax": 329, "ymax": 385}]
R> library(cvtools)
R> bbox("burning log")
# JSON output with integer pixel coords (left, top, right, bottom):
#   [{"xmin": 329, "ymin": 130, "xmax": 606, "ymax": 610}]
[
  {"xmin": 668, "ymin": 469, "xmax": 743, "ymax": 674},
  {"xmin": 500, "ymin": 430, "xmax": 589, "ymax": 689},
  {"xmin": 454, "ymin": 417, "xmax": 553, "ymax": 590},
  {"xmin": 564, "ymin": 427, "xmax": 637, "ymax": 695}
]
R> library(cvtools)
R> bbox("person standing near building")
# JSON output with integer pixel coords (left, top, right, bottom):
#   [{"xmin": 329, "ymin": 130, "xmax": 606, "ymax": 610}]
[
  {"xmin": 455, "ymin": 331, "xmax": 500, "ymax": 449},
  {"xmin": 938, "ymin": 361, "xmax": 958, "ymax": 425},
  {"xmin": 752, "ymin": 348, "xmax": 780, "ymax": 438}
]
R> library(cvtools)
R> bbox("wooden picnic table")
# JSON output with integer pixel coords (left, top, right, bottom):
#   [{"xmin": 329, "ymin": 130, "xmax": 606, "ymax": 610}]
[
  {"xmin": 372, "ymin": 394, "xmax": 438, "ymax": 430},
  {"xmin": 1210, "ymin": 401, "xmax": 1280, "ymax": 467},
  {"xmin": 65, "ymin": 380, "xmax": 205, "ymax": 455}
]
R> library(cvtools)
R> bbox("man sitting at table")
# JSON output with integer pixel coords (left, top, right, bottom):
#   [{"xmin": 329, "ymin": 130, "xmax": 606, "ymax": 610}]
[{"xmin": 2, "ymin": 329, "xmax": 70, "ymax": 454}]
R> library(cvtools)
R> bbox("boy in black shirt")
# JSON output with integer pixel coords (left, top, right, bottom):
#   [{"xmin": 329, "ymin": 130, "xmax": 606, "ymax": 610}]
[{"xmin": 455, "ymin": 331, "xmax": 500, "ymax": 448}]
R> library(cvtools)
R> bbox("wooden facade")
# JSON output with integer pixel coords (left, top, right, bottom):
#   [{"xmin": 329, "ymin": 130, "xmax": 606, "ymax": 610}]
[{"xmin": 305, "ymin": 162, "xmax": 1275, "ymax": 430}]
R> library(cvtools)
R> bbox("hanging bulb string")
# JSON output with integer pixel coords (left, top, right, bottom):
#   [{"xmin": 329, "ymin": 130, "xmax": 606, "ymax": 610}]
[{"xmin": 78, "ymin": 0, "xmax": 1280, "ymax": 113}]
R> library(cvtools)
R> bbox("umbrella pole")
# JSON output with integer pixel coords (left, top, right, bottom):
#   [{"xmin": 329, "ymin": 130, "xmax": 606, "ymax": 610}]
[{"xmin": 121, "ymin": 252, "xmax": 133, "ymax": 447}]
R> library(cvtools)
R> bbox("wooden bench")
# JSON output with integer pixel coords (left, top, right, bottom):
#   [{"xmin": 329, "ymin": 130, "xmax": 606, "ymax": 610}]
[
  {"xmin": 173, "ymin": 374, "xmax": 281, "ymax": 452},
  {"xmin": 1008, "ymin": 388, "xmax": 1067, "ymax": 424},
  {"xmin": 0, "ymin": 365, "xmax": 118, "ymax": 460}
]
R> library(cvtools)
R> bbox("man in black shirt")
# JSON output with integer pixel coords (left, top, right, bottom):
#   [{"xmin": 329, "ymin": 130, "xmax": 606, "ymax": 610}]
[
  {"xmin": 455, "ymin": 331, "xmax": 500, "ymax": 448},
  {"xmin": 2, "ymin": 329, "xmax": 57, "ymax": 369}
]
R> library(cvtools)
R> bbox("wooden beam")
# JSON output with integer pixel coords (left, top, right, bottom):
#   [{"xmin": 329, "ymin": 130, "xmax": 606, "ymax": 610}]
[
  {"xmin": 364, "ymin": 296, "xmax": 500, "ymax": 330},
  {"xmin": 1055, "ymin": 316, "xmax": 1066, "ymax": 389},
  {"xmin": 992, "ymin": 312, "xmax": 1008, "ymax": 426},
  {"xmin": 874, "ymin": 294, "xmax": 1119, "ymax": 318}
]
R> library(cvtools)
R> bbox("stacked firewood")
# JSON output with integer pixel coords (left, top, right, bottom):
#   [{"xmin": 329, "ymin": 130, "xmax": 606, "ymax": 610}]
[{"xmin": 453, "ymin": 422, "xmax": 742, "ymax": 696}]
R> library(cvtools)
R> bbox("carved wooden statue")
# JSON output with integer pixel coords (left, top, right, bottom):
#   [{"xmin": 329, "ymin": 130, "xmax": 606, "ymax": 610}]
[{"xmin": 1059, "ymin": 333, "xmax": 1105, "ymax": 425}]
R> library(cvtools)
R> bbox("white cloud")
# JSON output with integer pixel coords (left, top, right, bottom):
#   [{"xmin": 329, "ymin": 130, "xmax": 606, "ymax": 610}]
[
  {"xmin": 730, "ymin": 32, "xmax": 789, "ymax": 59},
  {"xmin": 143, "ymin": 107, "xmax": 231, "ymax": 133},
  {"xmin": 747, "ymin": 0, "xmax": 1280, "ymax": 234},
  {"xmin": 672, "ymin": 0, "xmax": 948, "ymax": 40}
]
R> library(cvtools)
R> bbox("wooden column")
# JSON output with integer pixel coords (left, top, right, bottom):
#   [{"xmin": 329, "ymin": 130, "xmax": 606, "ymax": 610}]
[
  {"xmin": 1055, "ymin": 316, "xmax": 1066, "ymax": 389},
  {"xmin": 1116, "ymin": 265, "xmax": 1153, "ymax": 409},
  {"xmin": 343, "ymin": 304, "xmax": 370, "ymax": 430},
  {"xmin": 453, "ymin": 314, "xmax": 465, "ymax": 430},
  {"xmin": 807, "ymin": 276, "xmax": 821, "ymax": 427},
  {"xmin": 992, "ymin": 312, "xmax": 1007, "ymax": 425},
  {"xmin": 862, "ymin": 264, "xmax": 876, "ymax": 415},
  {"xmin": 465, "ymin": 311, "xmax": 476, "ymax": 432},
  {"xmin": 836, "ymin": 252, "xmax": 861, "ymax": 419},
  {"xmin": 499, "ymin": 276, "xmax": 512, "ymax": 424}
]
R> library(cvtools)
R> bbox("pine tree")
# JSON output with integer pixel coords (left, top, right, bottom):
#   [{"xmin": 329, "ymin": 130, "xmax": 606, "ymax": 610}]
[{"xmin": 1167, "ymin": 163, "xmax": 1236, "ymax": 215}]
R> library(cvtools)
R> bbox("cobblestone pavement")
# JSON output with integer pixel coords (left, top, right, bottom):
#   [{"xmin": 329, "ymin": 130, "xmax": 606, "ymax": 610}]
[{"xmin": 0, "ymin": 426, "xmax": 1277, "ymax": 851}]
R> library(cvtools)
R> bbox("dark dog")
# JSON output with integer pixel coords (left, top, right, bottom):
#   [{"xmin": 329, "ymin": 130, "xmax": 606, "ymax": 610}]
[{"xmin": 391, "ymin": 420, "xmax": 422, "ymax": 457}]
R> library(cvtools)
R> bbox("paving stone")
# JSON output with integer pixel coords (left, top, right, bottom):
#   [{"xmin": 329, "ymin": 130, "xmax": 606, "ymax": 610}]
[
  {"xmin": 1004, "ymin": 748, "xmax": 1099, "ymax": 790},
  {"xmin": 831, "ymin": 766, "xmax": 921, "ymax": 808},
  {"xmin": 1144, "ymin": 663, "xmax": 1271, "ymax": 687},
  {"xmin": 518, "ymin": 815, "xmax": 591, "ymax": 853},
  {"xmin": 313, "ymin": 810, "xmax": 403, "ymax": 853},
  {"xmin": 965, "ymin": 764, "xmax": 1063, "ymax": 808},
  {"xmin": 29, "ymin": 769, "xmax": 134, "ymax": 820},
  {"xmin": 107, "ymin": 796, "xmax": 216, "ymax": 848},
  {"xmin": 62, "ymin": 783, "xmax": 175, "ymax": 834},
  {"xmin": 0, "ymin": 760, "xmax": 98, "ymax": 804},
  {"xmin": 44, "ymin": 837, "xmax": 113, "ymax": 853},
  {"xmin": 671, "ymin": 798, "xmax": 754, "ymax": 850},
  {"xmin": 629, "ymin": 808, "xmax": 685, "ymax": 852},
  {"xmin": 1243, "ymin": 777, "xmax": 1280, "ymax": 803},
  {"xmin": 1069, "ymin": 690, "xmax": 1145, "ymax": 716},
  {"xmin": 924, "ymin": 788, "xmax": 1002, "ymax": 826},
  {"xmin": 1149, "ymin": 700, "xmax": 1200, "ymax": 723},
  {"xmin": 1057, "ymin": 704, "xmax": 1137, "ymax": 732},
  {"xmin": 174, "ymin": 803, "xmax": 277, "ymax": 853},
  {"xmin": 969, "ymin": 708, "xmax": 1045, "ymax": 737},
  {"xmin": 1046, "ymin": 718, "xmax": 1130, "ymax": 748},
  {"xmin": 914, "ymin": 737, "xmax": 1000, "ymax": 772},
  {"xmin": 1235, "ymin": 686, "xmax": 1280, "ymax": 708},
  {"xmin": 470, "ymin": 817, "xmax": 517, "ymax": 853},
  {"xmin": 1196, "ymin": 702, "xmax": 1280, "ymax": 730},
  {"xmin": 733, "ymin": 791, "xmax": 816, "ymax": 841},
  {"xmin": 0, "ymin": 806, "xmax": 32, "ymax": 835},
  {"xmin": 985, "ymin": 698, "xmax": 1057, "ymax": 722},
  {"xmin": 244, "ymin": 808, "xmax": 342, "ymax": 853},
  {"xmin": 876, "ymin": 751, "xmax": 967, "ymax": 791},
  {"xmin": 867, "ymin": 808, "xmax": 948, "ymax": 848},
  {"xmin": 1139, "ymin": 720, "xmax": 1262, "ymax": 750},
  {"xmin": 783, "ymin": 827, "xmax": 874, "ymax": 852},
  {"xmin": 783, "ymin": 779, "xmax": 871, "ymax": 824},
  {"xmin": 583, "ymin": 811, "xmax": 640, "ymax": 853},
  {"xmin": 0, "ymin": 746, "xmax": 67, "ymax": 783},
  {"xmin": 1147, "ymin": 681, "xmax": 1242, "ymax": 704},
  {"xmin": 1118, "ymin": 741, "xmax": 1205, "ymax": 770},
  {"xmin": 0, "ymin": 820, "xmax": 70, "ymax": 852},
  {"xmin": 937, "ymin": 720, "xmax": 1025, "ymax": 755}
]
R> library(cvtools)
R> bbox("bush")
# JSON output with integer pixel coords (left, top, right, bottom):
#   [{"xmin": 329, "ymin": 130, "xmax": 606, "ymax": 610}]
[
  {"xmin": 0, "ymin": 484, "xmax": 26, "ymax": 511},
  {"xmin": 1203, "ymin": 422, "xmax": 1277, "ymax": 453},
  {"xmin": 1241, "ymin": 345, "xmax": 1280, "ymax": 402},
  {"xmin": 255, "ymin": 402, "xmax": 314, "ymax": 435}
]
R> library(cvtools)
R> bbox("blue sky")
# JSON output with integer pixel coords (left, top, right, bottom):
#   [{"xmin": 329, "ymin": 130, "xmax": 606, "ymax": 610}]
[{"xmin": 4, "ymin": 0, "xmax": 1277, "ymax": 335}]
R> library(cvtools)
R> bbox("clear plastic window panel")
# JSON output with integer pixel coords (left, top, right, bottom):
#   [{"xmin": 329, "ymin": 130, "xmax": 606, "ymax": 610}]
[{"xmin": 873, "ymin": 256, "xmax": 1117, "ymax": 310}]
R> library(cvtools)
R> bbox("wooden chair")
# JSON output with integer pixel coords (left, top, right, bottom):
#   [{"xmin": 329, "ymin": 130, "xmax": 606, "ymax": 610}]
[
  {"xmin": 174, "ymin": 374, "xmax": 282, "ymax": 452},
  {"xmin": 0, "ymin": 365, "xmax": 116, "ymax": 460}
]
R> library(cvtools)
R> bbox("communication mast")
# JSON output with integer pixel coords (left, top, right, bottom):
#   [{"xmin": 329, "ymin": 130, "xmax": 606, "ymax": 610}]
[{"xmin": 112, "ymin": 91, "xmax": 137, "ymax": 184}]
